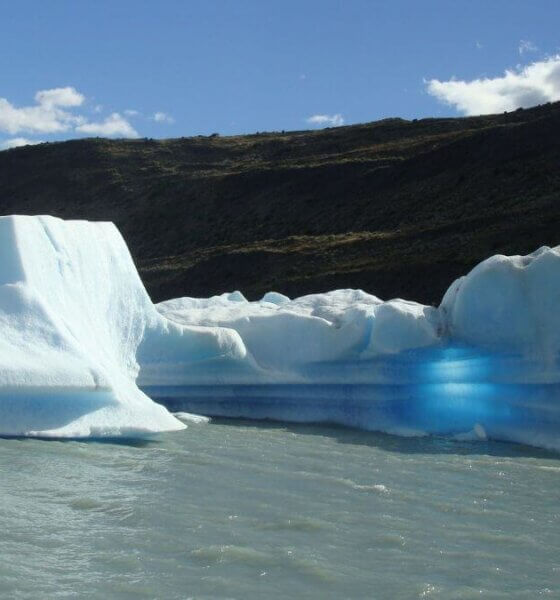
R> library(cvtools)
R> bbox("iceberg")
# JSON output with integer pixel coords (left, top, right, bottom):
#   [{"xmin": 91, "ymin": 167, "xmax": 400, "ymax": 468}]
[
  {"xmin": 0, "ymin": 214, "xmax": 559, "ymax": 449},
  {"xmin": 0, "ymin": 215, "xmax": 248, "ymax": 438},
  {"xmin": 155, "ymin": 248, "xmax": 560, "ymax": 450}
]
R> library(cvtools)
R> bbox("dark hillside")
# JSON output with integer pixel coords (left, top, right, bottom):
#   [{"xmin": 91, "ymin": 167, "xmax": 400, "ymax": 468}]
[{"xmin": 0, "ymin": 101, "xmax": 559, "ymax": 305}]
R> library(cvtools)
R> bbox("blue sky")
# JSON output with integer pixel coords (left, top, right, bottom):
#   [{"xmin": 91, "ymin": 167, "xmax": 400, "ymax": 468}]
[{"xmin": 1, "ymin": 0, "xmax": 559, "ymax": 148}]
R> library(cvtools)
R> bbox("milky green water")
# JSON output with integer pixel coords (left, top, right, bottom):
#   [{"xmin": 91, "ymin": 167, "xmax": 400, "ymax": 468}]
[{"xmin": 1, "ymin": 420, "xmax": 559, "ymax": 599}]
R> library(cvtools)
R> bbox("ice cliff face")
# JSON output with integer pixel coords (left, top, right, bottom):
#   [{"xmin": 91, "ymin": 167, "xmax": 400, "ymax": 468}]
[
  {"xmin": 0, "ymin": 215, "xmax": 246, "ymax": 437},
  {"xmin": 0, "ymin": 214, "xmax": 559, "ymax": 448}
]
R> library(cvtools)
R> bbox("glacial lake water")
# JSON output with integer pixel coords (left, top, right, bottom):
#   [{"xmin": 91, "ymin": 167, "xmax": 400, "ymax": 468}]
[{"xmin": 1, "ymin": 419, "xmax": 559, "ymax": 599}]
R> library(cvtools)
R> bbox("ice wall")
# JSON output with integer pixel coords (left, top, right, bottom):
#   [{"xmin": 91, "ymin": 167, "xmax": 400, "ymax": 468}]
[
  {"xmin": 156, "ymin": 248, "xmax": 560, "ymax": 450},
  {"xmin": 0, "ymin": 215, "xmax": 249, "ymax": 438}
]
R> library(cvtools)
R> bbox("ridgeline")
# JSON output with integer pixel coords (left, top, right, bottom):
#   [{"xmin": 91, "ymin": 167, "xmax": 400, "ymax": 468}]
[{"xmin": 1, "ymin": 102, "xmax": 559, "ymax": 305}]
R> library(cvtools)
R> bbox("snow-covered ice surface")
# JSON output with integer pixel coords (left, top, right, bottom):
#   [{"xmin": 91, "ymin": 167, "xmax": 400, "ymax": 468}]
[
  {"xmin": 156, "ymin": 247, "xmax": 560, "ymax": 451},
  {"xmin": 0, "ymin": 214, "xmax": 559, "ymax": 448}
]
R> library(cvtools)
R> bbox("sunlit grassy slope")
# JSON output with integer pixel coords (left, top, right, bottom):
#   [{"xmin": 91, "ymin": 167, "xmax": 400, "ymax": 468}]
[{"xmin": 0, "ymin": 101, "xmax": 558, "ymax": 304}]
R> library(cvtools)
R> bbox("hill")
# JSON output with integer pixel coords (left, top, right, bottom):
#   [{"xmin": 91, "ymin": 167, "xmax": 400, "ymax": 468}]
[{"xmin": 0, "ymin": 101, "xmax": 559, "ymax": 305}]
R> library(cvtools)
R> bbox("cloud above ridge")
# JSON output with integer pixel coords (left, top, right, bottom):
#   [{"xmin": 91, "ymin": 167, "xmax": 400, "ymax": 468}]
[
  {"xmin": 153, "ymin": 111, "xmax": 174, "ymax": 124},
  {"xmin": 426, "ymin": 55, "xmax": 560, "ymax": 115},
  {"xmin": 35, "ymin": 87, "xmax": 84, "ymax": 108},
  {"xmin": 306, "ymin": 113, "xmax": 345, "ymax": 127},
  {"xmin": 0, "ymin": 137, "xmax": 43, "ymax": 150},
  {"xmin": 76, "ymin": 113, "xmax": 138, "ymax": 137},
  {"xmin": 0, "ymin": 86, "xmax": 86, "ymax": 135},
  {"xmin": 0, "ymin": 87, "xmax": 138, "ymax": 140}
]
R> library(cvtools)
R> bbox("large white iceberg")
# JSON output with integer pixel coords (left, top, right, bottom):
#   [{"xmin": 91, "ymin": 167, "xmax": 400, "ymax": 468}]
[
  {"xmin": 0, "ymin": 215, "xmax": 248, "ymax": 437},
  {"xmin": 0, "ymin": 214, "xmax": 559, "ymax": 449}
]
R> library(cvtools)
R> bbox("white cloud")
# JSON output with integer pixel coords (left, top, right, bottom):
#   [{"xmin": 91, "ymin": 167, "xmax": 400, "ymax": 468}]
[
  {"xmin": 124, "ymin": 109, "xmax": 140, "ymax": 117},
  {"xmin": 0, "ymin": 88, "xmax": 141, "ymax": 139},
  {"xmin": 76, "ymin": 112, "xmax": 138, "ymax": 137},
  {"xmin": 35, "ymin": 86, "xmax": 84, "ymax": 108},
  {"xmin": 426, "ymin": 55, "xmax": 560, "ymax": 115},
  {"xmin": 0, "ymin": 86, "xmax": 86, "ymax": 134},
  {"xmin": 475, "ymin": 41, "xmax": 483, "ymax": 50},
  {"xmin": 519, "ymin": 40, "xmax": 538, "ymax": 55},
  {"xmin": 306, "ymin": 113, "xmax": 345, "ymax": 127},
  {"xmin": 153, "ymin": 111, "xmax": 174, "ymax": 123},
  {"xmin": 0, "ymin": 137, "xmax": 43, "ymax": 150}
]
